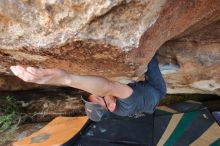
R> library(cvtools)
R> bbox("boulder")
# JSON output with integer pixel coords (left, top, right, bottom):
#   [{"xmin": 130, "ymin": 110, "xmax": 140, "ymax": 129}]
[
  {"xmin": 159, "ymin": 20, "xmax": 220, "ymax": 95},
  {"xmin": 0, "ymin": 0, "xmax": 219, "ymax": 95}
]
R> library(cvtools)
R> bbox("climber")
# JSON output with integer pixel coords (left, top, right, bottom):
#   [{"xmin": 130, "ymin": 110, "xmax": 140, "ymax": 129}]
[{"xmin": 10, "ymin": 55, "xmax": 166, "ymax": 121}]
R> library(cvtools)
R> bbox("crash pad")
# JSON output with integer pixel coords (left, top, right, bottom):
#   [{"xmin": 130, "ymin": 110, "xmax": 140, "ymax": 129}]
[
  {"xmin": 154, "ymin": 109, "xmax": 220, "ymax": 146},
  {"xmin": 13, "ymin": 116, "xmax": 88, "ymax": 146},
  {"xmin": 14, "ymin": 101, "xmax": 220, "ymax": 146}
]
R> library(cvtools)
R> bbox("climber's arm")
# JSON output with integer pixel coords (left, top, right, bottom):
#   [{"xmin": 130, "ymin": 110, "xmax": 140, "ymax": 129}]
[
  {"xmin": 65, "ymin": 74, "xmax": 133, "ymax": 98},
  {"xmin": 10, "ymin": 66, "xmax": 133, "ymax": 98}
]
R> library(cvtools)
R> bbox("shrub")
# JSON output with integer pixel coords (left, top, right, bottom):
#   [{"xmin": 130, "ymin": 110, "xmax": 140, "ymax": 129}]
[{"xmin": 0, "ymin": 96, "xmax": 21, "ymax": 132}]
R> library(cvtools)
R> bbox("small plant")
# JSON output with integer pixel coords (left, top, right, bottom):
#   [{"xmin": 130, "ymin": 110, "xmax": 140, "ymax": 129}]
[{"xmin": 0, "ymin": 96, "xmax": 21, "ymax": 132}]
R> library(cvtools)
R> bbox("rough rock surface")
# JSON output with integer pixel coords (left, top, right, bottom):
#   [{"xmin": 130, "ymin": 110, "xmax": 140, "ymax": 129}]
[
  {"xmin": 159, "ymin": 20, "xmax": 220, "ymax": 95},
  {"xmin": 0, "ymin": 87, "xmax": 85, "ymax": 122},
  {"xmin": 0, "ymin": 0, "xmax": 219, "ymax": 95}
]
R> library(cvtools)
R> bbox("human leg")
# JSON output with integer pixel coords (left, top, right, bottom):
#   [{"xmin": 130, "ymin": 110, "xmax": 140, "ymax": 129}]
[{"xmin": 144, "ymin": 56, "xmax": 167, "ymax": 98}]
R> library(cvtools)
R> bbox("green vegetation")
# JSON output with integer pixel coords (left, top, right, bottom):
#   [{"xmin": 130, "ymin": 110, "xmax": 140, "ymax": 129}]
[{"xmin": 0, "ymin": 96, "xmax": 21, "ymax": 132}]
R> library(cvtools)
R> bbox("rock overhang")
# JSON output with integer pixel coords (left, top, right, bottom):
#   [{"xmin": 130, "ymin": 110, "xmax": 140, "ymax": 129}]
[{"xmin": 0, "ymin": 0, "xmax": 219, "ymax": 95}]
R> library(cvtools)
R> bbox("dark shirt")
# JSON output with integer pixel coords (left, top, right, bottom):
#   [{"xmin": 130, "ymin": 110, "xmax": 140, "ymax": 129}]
[
  {"xmin": 113, "ymin": 81, "xmax": 163, "ymax": 116},
  {"xmin": 113, "ymin": 57, "xmax": 167, "ymax": 117}
]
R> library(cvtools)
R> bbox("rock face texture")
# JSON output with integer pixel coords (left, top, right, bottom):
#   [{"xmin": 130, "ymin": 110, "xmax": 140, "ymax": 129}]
[
  {"xmin": 159, "ymin": 20, "xmax": 220, "ymax": 95},
  {"xmin": 0, "ymin": 87, "xmax": 85, "ymax": 122},
  {"xmin": 0, "ymin": 0, "xmax": 219, "ymax": 95}
]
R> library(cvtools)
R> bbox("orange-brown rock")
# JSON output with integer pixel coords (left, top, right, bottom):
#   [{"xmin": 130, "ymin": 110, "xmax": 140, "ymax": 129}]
[
  {"xmin": 0, "ymin": 0, "xmax": 219, "ymax": 95},
  {"xmin": 158, "ymin": 20, "xmax": 220, "ymax": 95}
]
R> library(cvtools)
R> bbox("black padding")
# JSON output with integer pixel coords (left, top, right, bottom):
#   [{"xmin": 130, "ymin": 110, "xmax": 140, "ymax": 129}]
[{"xmin": 63, "ymin": 113, "xmax": 154, "ymax": 146}]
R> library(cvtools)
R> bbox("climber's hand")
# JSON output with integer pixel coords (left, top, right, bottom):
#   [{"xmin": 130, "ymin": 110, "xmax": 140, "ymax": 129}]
[{"xmin": 10, "ymin": 65, "xmax": 69, "ymax": 85}]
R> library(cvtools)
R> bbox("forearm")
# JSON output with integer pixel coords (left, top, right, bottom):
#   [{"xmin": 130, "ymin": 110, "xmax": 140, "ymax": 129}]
[
  {"xmin": 63, "ymin": 73, "xmax": 113, "ymax": 96},
  {"xmin": 10, "ymin": 65, "xmax": 133, "ymax": 99}
]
